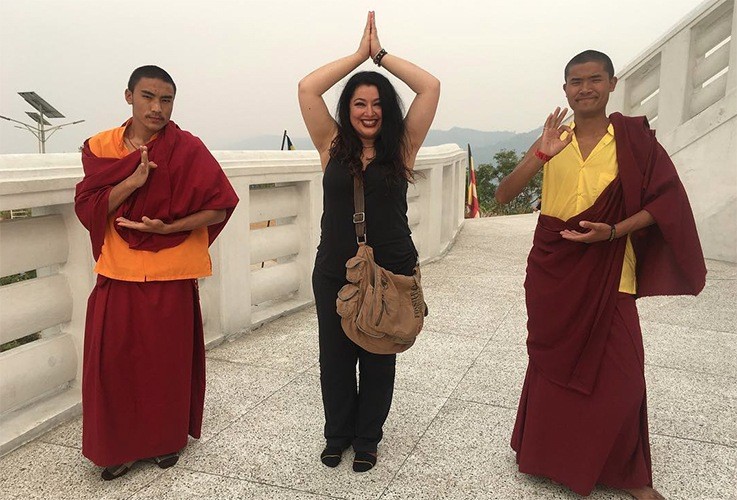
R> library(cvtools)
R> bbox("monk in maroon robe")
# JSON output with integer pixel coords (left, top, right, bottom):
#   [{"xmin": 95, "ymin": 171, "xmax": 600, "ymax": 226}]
[
  {"xmin": 74, "ymin": 65, "xmax": 238, "ymax": 480},
  {"xmin": 495, "ymin": 51, "xmax": 705, "ymax": 499}
]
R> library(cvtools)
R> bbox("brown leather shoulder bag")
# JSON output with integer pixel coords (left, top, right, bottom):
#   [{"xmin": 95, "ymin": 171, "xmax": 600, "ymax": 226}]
[{"xmin": 335, "ymin": 175, "xmax": 427, "ymax": 354}]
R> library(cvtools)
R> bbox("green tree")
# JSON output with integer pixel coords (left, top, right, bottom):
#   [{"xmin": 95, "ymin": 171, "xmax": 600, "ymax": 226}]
[{"xmin": 475, "ymin": 149, "xmax": 541, "ymax": 216}]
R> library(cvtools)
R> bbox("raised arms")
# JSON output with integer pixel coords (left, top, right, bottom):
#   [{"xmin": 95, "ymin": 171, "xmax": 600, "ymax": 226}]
[
  {"xmin": 298, "ymin": 12, "xmax": 440, "ymax": 170},
  {"xmin": 368, "ymin": 13, "xmax": 440, "ymax": 166},
  {"xmin": 298, "ymin": 13, "xmax": 372, "ymax": 168}
]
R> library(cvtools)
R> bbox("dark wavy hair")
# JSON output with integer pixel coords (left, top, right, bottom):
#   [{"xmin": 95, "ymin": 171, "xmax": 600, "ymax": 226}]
[{"xmin": 329, "ymin": 71, "xmax": 411, "ymax": 181}]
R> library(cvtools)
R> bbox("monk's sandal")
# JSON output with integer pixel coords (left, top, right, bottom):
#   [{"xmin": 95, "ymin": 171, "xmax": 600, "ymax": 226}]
[
  {"xmin": 101, "ymin": 461, "xmax": 135, "ymax": 480},
  {"xmin": 152, "ymin": 452, "xmax": 179, "ymax": 469}
]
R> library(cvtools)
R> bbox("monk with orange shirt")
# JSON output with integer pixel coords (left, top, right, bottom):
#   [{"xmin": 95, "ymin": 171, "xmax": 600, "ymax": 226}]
[{"xmin": 75, "ymin": 65, "xmax": 238, "ymax": 480}]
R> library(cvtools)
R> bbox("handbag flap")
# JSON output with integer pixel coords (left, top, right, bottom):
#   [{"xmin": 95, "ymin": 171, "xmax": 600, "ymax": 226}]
[{"xmin": 337, "ymin": 284, "xmax": 360, "ymax": 301}]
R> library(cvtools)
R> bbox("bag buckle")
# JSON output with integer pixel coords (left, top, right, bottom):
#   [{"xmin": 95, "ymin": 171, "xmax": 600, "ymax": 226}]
[{"xmin": 352, "ymin": 212, "xmax": 365, "ymax": 224}]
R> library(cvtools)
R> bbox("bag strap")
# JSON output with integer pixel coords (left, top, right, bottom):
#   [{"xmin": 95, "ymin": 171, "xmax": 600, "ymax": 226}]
[{"xmin": 352, "ymin": 174, "xmax": 367, "ymax": 244}]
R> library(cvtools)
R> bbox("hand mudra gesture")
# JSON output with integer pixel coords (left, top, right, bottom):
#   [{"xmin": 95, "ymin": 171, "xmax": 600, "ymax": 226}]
[
  {"xmin": 539, "ymin": 107, "xmax": 573, "ymax": 158},
  {"xmin": 129, "ymin": 146, "xmax": 158, "ymax": 189}
]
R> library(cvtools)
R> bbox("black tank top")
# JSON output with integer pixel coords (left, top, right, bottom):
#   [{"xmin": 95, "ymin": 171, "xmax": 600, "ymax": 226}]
[{"xmin": 315, "ymin": 158, "xmax": 418, "ymax": 280}]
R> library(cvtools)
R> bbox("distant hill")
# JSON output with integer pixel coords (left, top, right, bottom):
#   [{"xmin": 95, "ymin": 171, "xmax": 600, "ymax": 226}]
[
  {"xmin": 423, "ymin": 127, "xmax": 516, "ymax": 148},
  {"xmin": 423, "ymin": 126, "xmax": 542, "ymax": 165},
  {"xmin": 223, "ymin": 126, "xmax": 541, "ymax": 165}
]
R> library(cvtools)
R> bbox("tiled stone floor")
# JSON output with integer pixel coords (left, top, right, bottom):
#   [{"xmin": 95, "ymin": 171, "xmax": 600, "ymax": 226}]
[{"xmin": 1, "ymin": 215, "xmax": 734, "ymax": 499}]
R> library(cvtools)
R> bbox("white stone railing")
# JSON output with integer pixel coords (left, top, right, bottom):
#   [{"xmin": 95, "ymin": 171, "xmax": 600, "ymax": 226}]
[
  {"xmin": 0, "ymin": 144, "xmax": 466, "ymax": 455},
  {"xmin": 609, "ymin": 0, "xmax": 736, "ymax": 262}
]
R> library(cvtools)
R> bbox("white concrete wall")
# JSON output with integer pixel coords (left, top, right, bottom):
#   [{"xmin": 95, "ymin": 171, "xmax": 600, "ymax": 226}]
[
  {"xmin": 609, "ymin": 0, "xmax": 736, "ymax": 262},
  {"xmin": 0, "ymin": 144, "xmax": 466, "ymax": 456}
]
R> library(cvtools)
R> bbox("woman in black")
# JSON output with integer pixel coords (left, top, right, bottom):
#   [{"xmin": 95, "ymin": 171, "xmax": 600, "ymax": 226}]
[{"xmin": 298, "ymin": 11, "xmax": 440, "ymax": 472}]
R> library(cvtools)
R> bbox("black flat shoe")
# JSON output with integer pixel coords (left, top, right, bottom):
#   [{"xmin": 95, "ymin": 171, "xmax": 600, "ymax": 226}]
[
  {"xmin": 152, "ymin": 452, "xmax": 179, "ymax": 469},
  {"xmin": 352, "ymin": 451, "xmax": 377, "ymax": 472},
  {"xmin": 320, "ymin": 445, "xmax": 347, "ymax": 468},
  {"xmin": 101, "ymin": 461, "xmax": 134, "ymax": 480}
]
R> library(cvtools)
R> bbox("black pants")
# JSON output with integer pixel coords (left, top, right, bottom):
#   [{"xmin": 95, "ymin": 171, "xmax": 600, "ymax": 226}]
[{"xmin": 312, "ymin": 269, "xmax": 396, "ymax": 453}]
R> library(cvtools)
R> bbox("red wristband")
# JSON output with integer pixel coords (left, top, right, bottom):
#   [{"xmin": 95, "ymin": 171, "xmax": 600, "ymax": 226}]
[{"xmin": 535, "ymin": 150, "xmax": 552, "ymax": 162}]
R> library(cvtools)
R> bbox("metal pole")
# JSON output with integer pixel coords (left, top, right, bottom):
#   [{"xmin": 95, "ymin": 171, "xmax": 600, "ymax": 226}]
[
  {"xmin": 1, "ymin": 106, "xmax": 84, "ymax": 153},
  {"xmin": 39, "ymin": 111, "xmax": 46, "ymax": 153}
]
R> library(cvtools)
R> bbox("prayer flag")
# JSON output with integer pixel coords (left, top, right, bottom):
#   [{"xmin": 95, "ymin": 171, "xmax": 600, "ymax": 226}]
[
  {"xmin": 466, "ymin": 144, "xmax": 480, "ymax": 218},
  {"xmin": 281, "ymin": 130, "xmax": 296, "ymax": 150}
]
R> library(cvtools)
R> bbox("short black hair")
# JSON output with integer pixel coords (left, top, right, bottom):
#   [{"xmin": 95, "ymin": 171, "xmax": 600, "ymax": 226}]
[
  {"xmin": 127, "ymin": 65, "xmax": 177, "ymax": 94},
  {"xmin": 564, "ymin": 50, "xmax": 615, "ymax": 80}
]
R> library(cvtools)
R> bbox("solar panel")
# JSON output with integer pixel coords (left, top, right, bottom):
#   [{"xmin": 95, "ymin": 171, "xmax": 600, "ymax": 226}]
[
  {"xmin": 18, "ymin": 92, "xmax": 65, "ymax": 118},
  {"xmin": 25, "ymin": 112, "xmax": 51, "ymax": 126}
]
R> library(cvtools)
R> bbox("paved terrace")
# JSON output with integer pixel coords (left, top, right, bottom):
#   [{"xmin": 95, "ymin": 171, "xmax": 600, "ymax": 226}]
[{"xmin": 0, "ymin": 215, "xmax": 735, "ymax": 500}]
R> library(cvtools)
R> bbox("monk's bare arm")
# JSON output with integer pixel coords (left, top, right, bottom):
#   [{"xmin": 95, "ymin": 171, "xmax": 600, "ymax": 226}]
[
  {"xmin": 613, "ymin": 209, "xmax": 655, "ymax": 237},
  {"xmin": 115, "ymin": 209, "xmax": 226, "ymax": 234},
  {"xmin": 107, "ymin": 179, "xmax": 138, "ymax": 214},
  {"xmin": 496, "ymin": 108, "xmax": 572, "ymax": 204},
  {"xmin": 166, "ymin": 209, "xmax": 227, "ymax": 232},
  {"xmin": 108, "ymin": 146, "xmax": 157, "ymax": 214},
  {"xmin": 561, "ymin": 210, "xmax": 656, "ymax": 243},
  {"xmin": 495, "ymin": 138, "xmax": 545, "ymax": 204}
]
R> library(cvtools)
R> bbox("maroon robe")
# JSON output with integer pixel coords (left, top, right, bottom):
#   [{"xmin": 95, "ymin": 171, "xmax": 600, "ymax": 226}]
[
  {"xmin": 82, "ymin": 277, "xmax": 206, "ymax": 466},
  {"xmin": 76, "ymin": 121, "xmax": 238, "ymax": 259},
  {"xmin": 75, "ymin": 122, "xmax": 238, "ymax": 466},
  {"xmin": 511, "ymin": 113, "xmax": 706, "ymax": 495}
]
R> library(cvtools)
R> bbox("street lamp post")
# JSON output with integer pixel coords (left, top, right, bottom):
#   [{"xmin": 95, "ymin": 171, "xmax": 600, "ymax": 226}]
[{"xmin": 0, "ymin": 92, "xmax": 84, "ymax": 153}]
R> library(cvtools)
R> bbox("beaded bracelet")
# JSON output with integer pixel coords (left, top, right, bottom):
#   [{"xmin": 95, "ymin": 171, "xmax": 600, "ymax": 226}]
[
  {"xmin": 373, "ymin": 48, "xmax": 387, "ymax": 66},
  {"xmin": 608, "ymin": 224, "xmax": 617, "ymax": 241}
]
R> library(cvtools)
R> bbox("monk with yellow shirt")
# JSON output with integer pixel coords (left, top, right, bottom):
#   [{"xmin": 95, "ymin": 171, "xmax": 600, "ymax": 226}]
[
  {"xmin": 496, "ymin": 51, "xmax": 705, "ymax": 499},
  {"xmin": 74, "ymin": 65, "xmax": 238, "ymax": 480}
]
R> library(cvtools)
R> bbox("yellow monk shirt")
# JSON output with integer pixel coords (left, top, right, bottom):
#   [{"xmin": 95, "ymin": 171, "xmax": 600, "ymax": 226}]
[
  {"xmin": 89, "ymin": 125, "xmax": 212, "ymax": 282},
  {"xmin": 540, "ymin": 123, "xmax": 637, "ymax": 294}
]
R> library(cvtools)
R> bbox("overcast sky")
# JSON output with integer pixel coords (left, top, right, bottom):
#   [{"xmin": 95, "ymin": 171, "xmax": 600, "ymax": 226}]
[{"xmin": 0, "ymin": 0, "xmax": 704, "ymax": 154}]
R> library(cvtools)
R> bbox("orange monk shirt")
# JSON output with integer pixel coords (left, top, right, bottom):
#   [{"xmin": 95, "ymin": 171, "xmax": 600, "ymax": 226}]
[
  {"xmin": 540, "ymin": 123, "xmax": 637, "ymax": 294},
  {"xmin": 90, "ymin": 124, "xmax": 212, "ymax": 282}
]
